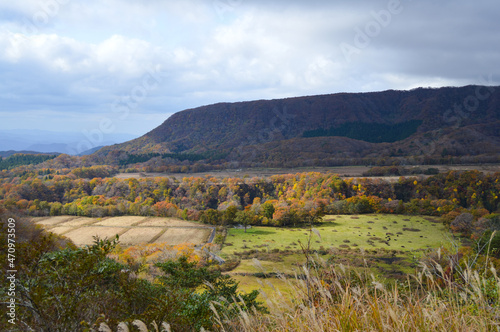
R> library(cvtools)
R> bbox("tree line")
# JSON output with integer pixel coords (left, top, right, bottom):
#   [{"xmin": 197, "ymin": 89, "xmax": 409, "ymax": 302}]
[
  {"xmin": 0, "ymin": 153, "xmax": 57, "ymax": 170},
  {"xmin": 0, "ymin": 170, "xmax": 498, "ymax": 228}
]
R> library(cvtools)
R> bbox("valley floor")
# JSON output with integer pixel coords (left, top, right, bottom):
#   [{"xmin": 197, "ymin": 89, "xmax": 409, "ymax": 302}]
[{"xmin": 114, "ymin": 164, "xmax": 500, "ymax": 180}]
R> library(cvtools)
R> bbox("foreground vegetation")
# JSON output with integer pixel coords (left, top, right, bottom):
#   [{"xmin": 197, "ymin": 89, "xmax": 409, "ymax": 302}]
[
  {"xmin": 224, "ymin": 257, "xmax": 500, "ymax": 331},
  {"xmin": 97, "ymin": 264, "xmax": 500, "ymax": 331},
  {"xmin": 0, "ymin": 216, "xmax": 264, "ymax": 331}
]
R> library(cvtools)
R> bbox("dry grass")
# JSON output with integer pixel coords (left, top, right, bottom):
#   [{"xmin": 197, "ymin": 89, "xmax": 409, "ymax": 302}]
[
  {"xmin": 35, "ymin": 216, "xmax": 213, "ymax": 247},
  {"xmin": 48, "ymin": 226, "xmax": 76, "ymax": 236},
  {"xmin": 220, "ymin": 261, "xmax": 500, "ymax": 331},
  {"xmin": 118, "ymin": 227, "xmax": 164, "ymax": 245},
  {"xmin": 30, "ymin": 216, "xmax": 76, "ymax": 226},
  {"xmin": 88, "ymin": 236, "xmax": 500, "ymax": 332},
  {"xmin": 155, "ymin": 228, "xmax": 211, "ymax": 245},
  {"xmin": 138, "ymin": 218, "xmax": 201, "ymax": 227},
  {"xmin": 57, "ymin": 217, "xmax": 97, "ymax": 227},
  {"xmin": 63, "ymin": 227, "xmax": 127, "ymax": 246},
  {"xmin": 90, "ymin": 259, "xmax": 500, "ymax": 332},
  {"xmin": 94, "ymin": 216, "xmax": 147, "ymax": 226}
]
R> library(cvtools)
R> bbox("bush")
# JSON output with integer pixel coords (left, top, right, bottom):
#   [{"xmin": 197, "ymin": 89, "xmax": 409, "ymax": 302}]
[
  {"xmin": 450, "ymin": 213, "xmax": 474, "ymax": 236},
  {"xmin": 214, "ymin": 233, "xmax": 225, "ymax": 244},
  {"xmin": 442, "ymin": 210, "xmax": 461, "ymax": 225}
]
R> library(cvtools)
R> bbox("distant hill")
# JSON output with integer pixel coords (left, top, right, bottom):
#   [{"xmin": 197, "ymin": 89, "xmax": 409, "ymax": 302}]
[
  {"xmin": 0, "ymin": 129, "xmax": 137, "ymax": 155},
  {"xmin": 77, "ymin": 146, "xmax": 105, "ymax": 156},
  {"xmin": 0, "ymin": 150, "xmax": 61, "ymax": 158},
  {"xmin": 93, "ymin": 85, "xmax": 500, "ymax": 167}
]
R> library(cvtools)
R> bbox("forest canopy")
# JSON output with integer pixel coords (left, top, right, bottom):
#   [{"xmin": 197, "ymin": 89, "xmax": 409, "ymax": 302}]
[
  {"xmin": 302, "ymin": 120, "xmax": 423, "ymax": 143},
  {"xmin": 0, "ymin": 153, "xmax": 57, "ymax": 170}
]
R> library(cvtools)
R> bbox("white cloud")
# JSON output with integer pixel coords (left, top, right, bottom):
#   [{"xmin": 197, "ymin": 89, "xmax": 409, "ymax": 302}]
[
  {"xmin": 0, "ymin": 31, "xmax": 170, "ymax": 77},
  {"xmin": 0, "ymin": 0, "xmax": 499, "ymax": 136}
]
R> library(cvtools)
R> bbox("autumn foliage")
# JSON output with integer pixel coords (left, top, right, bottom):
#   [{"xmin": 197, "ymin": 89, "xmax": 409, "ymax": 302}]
[{"xmin": 0, "ymin": 169, "xmax": 498, "ymax": 229}]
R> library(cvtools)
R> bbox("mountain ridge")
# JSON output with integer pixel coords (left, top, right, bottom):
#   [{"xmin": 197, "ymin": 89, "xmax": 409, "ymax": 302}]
[{"xmin": 93, "ymin": 85, "xmax": 500, "ymax": 166}]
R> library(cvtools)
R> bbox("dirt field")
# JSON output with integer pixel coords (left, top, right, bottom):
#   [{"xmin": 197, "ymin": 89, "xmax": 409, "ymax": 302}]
[
  {"xmin": 94, "ymin": 216, "xmax": 147, "ymax": 227},
  {"xmin": 138, "ymin": 218, "xmax": 200, "ymax": 227},
  {"xmin": 63, "ymin": 226, "xmax": 127, "ymax": 246},
  {"xmin": 32, "ymin": 216, "xmax": 214, "ymax": 247},
  {"xmin": 115, "ymin": 164, "xmax": 500, "ymax": 180},
  {"xmin": 118, "ymin": 227, "xmax": 165, "ymax": 245},
  {"xmin": 35, "ymin": 215, "xmax": 75, "ymax": 226},
  {"xmin": 155, "ymin": 228, "xmax": 213, "ymax": 246}
]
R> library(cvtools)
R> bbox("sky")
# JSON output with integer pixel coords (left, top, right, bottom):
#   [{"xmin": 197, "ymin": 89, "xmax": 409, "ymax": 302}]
[{"xmin": 0, "ymin": 0, "xmax": 499, "ymax": 143}]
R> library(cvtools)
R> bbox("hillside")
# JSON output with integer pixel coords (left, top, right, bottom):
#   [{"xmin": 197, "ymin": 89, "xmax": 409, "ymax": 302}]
[
  {"xmin": 0, "ymin": 150, "xmax": 61, "ymax": 158},
  {"xmin": 94, "ymin": 85, "xmax": 500, "ymax": 167}
]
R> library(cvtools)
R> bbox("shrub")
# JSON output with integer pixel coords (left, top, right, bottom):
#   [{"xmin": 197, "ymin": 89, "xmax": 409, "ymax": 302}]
[{"xmin": 450, "ymin": 213, "xmax": 474, "ymax": 236}]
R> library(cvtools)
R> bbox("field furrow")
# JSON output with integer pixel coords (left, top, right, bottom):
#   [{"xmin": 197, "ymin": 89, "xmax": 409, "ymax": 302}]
[
  {"xmin": 33, "ymin": 216, "xmax": 212, "ymax": 246},
  {"xmin": 119, "ymin": 227, "xmax": 164, "ymax": 245}
]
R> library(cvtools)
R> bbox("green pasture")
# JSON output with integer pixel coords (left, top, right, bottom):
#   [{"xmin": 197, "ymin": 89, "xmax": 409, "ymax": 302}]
[
  {"xmin": 222, "ymin": 214, "xmax": 450, "ymax": 256},
  {"xmin": 223, "ymin": 214, "xmax": 450, "ymax": 302}
]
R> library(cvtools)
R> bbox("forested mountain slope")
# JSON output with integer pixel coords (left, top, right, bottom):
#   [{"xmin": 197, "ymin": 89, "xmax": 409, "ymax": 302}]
[{"xmin": 94, "ymin": 85, "xmax": 500, "ymax": 166}]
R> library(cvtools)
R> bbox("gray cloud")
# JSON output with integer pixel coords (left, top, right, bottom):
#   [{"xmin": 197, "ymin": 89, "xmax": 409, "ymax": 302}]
[{"xmin": 0, "ymin": 0, "xmax": 498, "ymax": 137}]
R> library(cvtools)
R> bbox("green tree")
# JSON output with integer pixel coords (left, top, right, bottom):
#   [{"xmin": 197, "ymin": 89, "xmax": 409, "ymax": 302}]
[
  {"xmin": 200, "ymin": 208, "xmax": 222, "ymax": 225},
  {"xmin": 262, "ymin": 202, "xmax": 275, "ymax": 220},
  {"xmin": 143, "ymin": 255, "xmax": 265, "ymax": 331},
  {"xmin": 235, "ymin": 210, "xmax": 253, "ymax": 232},
  {"xmin": 222, "ymin": 205, "xmax": 239, "ymax": 225},
  {"xmin": 8, "ymin": 236, "xmax": 158, "ymax": 331}
]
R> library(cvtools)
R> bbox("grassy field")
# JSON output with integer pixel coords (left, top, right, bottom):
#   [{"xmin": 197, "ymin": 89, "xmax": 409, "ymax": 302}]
[
  {"xmin": 222, "ymin": 214, "xmax": 451, "ymax": 302},
  {"xmin": 222, "ymin": 214, "xmax": 449, "ymax": 256},
  {"xmin": 32, "ymin": 216, "xmax": 213, "ymax": 247}
]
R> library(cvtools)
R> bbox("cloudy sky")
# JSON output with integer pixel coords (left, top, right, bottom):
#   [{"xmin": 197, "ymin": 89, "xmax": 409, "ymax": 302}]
[{"xmin": 1, "ymin": 0, "xmax": 499, "ymax": 141}]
